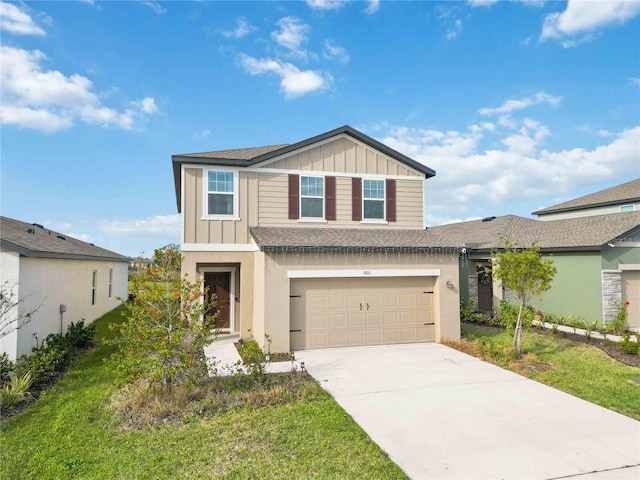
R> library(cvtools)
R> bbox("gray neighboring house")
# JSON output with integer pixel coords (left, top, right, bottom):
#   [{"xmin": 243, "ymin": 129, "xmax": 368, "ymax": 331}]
[
  {"xmin": 0, "ymin": 216, "xmax": 129, "ymax": 360},
  {"xmin": 533, "ymin": 178, "xmax": 640, "ymax": 220},
  {"xmin": 428, "ymin": 209, "xmax": 640, "ymax": 330}
]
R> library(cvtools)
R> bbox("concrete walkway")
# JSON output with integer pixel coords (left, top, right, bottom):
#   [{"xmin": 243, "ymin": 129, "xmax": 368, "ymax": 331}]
[
  {"xmin": 204, "ymin": 339, "xmax": 300, "ymax": 375},
  {"xmin": 295, "ymin": 343, "xmax": 640, "ymax": 480}
]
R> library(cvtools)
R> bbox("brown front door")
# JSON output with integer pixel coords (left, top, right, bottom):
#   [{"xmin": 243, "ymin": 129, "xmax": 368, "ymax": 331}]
[
  {"xmin": 204, "ymin": 272, "xmax": 231, "ymax": 329},
  {"xmin": 477, "ymin": 267, "xmax": 493, "ymax": 313}
]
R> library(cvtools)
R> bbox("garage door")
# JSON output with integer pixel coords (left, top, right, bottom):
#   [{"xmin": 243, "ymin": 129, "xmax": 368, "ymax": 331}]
[
  {"xmin": 622, "ymin": 270, "xmax": 640, "ymax": 329},
  {"xmin": 290, "ymin": 276, "xmax": 436, "ymax": 350}
]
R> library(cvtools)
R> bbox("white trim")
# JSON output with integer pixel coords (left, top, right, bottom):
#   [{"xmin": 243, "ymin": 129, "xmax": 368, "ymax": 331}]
[
  {"xmin": 300, "ymin": 174, "xmax": 325, "ymax": 220},
  {"xmin": 619, "ymin": 264, "xmax": 640, "ymax": 271},
  {"xmin": 360, "ymin": 220, "xmax": 388, "ymax": 225},
  {"xmin": 619, "ymin": 204, "xmax": 635, "ymax": 212},
  {"xmin": 179, "ymin": 163, "xmax": 424, "ymax": 181},
  {"xmin": 298, "ymin": 219, "xmax": 328, "ymax": 224},
  {"xmin": 287, "ymin": 268, "xmax": 441, "ymax": 279},
  {"xmin": 180, "ymin": 164, "xmax": 186, "ymax": 245},
  {"xmin": 200, "ymin": 267, "xmax": 236, "ymax": 333},
  {"xmin": 182, "ymin": 243, "xmax": 259, "ymax": 252},
  {"xmin": 203, "ymin": 167, "xmax": 240, "ymax": 220}
]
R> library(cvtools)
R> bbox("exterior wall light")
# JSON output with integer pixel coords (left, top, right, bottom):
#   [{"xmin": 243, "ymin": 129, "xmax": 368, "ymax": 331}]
[{"xmin": 446, "ymin": 281, "xmax": 454, "ymax": 288}]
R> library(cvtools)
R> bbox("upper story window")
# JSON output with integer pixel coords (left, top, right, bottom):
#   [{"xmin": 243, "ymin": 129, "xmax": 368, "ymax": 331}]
[
  {"xmin": 300, "ymin": 176, "xmax": 324, "ymax": 218},
  {"xmin": 352, "ymin": 177, "xmax": 396, "ymax": 223},
  {"xmin": 620, "ymin": 204, "xmax": 635, "ymax": 213},
  {"xmin": 363, "ymin": 179, "xmax": 385, "ymax": 220},
  {"xmin": 206, "ymin": 170, "xmax": 238, "ymax": 218}
]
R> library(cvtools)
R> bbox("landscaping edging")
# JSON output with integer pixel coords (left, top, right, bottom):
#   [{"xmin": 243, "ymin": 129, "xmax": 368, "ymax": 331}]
[{"xmin": 532, "ymin": 321, "xmax": 638, "ymax": 343}]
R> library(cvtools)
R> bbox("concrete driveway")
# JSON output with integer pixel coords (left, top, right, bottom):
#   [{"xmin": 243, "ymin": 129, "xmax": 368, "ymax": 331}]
[{"xmin": 296, "ymin": 343, "xmax": 640, "ymax": 480}]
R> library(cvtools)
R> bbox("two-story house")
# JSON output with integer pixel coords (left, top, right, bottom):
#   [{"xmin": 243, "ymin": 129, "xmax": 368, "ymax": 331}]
[{"xmin": 172, "ymin": 125, "xmax": 461, "ymax": 353}]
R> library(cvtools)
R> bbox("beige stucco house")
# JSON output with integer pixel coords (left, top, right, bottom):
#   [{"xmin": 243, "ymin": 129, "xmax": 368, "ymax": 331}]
[
  {"xmin": 0, "ymin": 216, "xmax": 129, "ymax": 360},
  {"xmin": 172, "ymin": 125, "xmax": 462, "ymax": 352}
]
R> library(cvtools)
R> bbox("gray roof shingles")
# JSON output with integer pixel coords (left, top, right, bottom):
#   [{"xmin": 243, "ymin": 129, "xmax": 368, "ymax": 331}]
[
  {"xmin": 427, "ymin": 212, "xmax": 640, "ymax": 251},
  {"xmin": 250, "ymin": 227, "xmax": 462, "ymax": 253},
  {"xmin": 0, "ymin": 216, "xmax": 129, "ymax": 262},
  {"xmin": 533, "ymin": 178, "xmax": 640, "ymax": 215}
]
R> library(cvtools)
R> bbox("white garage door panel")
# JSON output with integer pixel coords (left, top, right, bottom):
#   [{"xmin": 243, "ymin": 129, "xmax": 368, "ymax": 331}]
[
  {"xmin": 291, "ymin": 276, "xmax": 436, "ymax": 350},
  {"xmin": 622, "ymin": 271, "xmax": 640, "ymax": 329}
]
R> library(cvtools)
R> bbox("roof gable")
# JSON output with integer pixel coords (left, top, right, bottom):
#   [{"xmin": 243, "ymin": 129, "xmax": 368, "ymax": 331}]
[
  {"xmin": 0, "ymin": 216, "xmax": 129, "ymax": 262},
  {"xmin": 533, "ymin": 178, "xmax": 640, "ymax": 215},
  {"xmin": 171, "ymin": 125, "xmax": 435, "ymax": 210}
]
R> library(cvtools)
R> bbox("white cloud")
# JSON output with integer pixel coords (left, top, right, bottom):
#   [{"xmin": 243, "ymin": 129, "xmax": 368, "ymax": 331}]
[
  {"xmin": 67, "ymin": 232, "xmax": 97, "ymax": 244},
  {"xmin": 323, "ymin": 40, "xmax": 349, "ymax": 64},
  {"xmin": 0, "ymin": 1, "xmax": 46, "ymax": 36},
  {"xmin": 364, "ymin": 0, "xmax": 380, "ymax": 14},
  {"xmin": 374, "ymin": 121, "xmax": 639, "ymax": 224},
  {"xmin": 221, "ymin": 18, "xmax": 256, "ymax": 39},
  {"xmin": 627, "ymin": 77, "xmax": 640, "ymax": 87},
  {"xmin": 0, "ymin": 46, "xmax": 158, "ymax": 132},
  {"xmin": 142, "ymin": 2, "xmax": 167, "ymax": 15},
  {"xmin": 98, "ymin": 215, "xmax": 181, "ymax": 237},
  {"xmin": 237, "ymin": 54, "xmax": 331, "ymax": 99},
  {"xmin": 306, "ymin": 0, "xmax": 347, "ymax": 11},
  {"xmin": 478, "ymin": 91, "xmax": 561, "ymax": 116},
  {"xmin": 467, "ymin": 0, "xmax": 498, "ymax": 7},
  {"xmin": 446, "ymin": 18, "xmax": 463, "ymax": 40},
  {"xmin": 192, "ymin": 128, "xmax": 211, "ymax": 139},
  {"xmin": 271, "ymin": 17, "xmax": 310, "ymax": 58},
  {"xmin": 541, "ymin": 0, "xmax": 640, "ymax": 45}
]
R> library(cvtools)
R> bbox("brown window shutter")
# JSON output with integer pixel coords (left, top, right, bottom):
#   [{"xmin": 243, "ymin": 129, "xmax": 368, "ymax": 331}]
[
  {"xmin": 352, "ymin": 177, "xmax": 362, "ymax": 221},
  {"xmin": 288, "ymin": 174, "xmax": 299, "ymax": 220},
  {"xmin": 325, "ymin": 176, "xmax": 336, "ymax": 221},
  {"xmin": 386, "ymin": 178, "xmax": 396, "ymax": 222}
]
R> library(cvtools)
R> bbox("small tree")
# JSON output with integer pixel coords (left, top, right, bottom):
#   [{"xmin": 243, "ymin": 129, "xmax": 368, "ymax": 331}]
[
  {"xmin": 491, "ymin": 239, "xmax": 556, "ymax": 357},
  {"xmin": 107, "ymin": 251, "xmax": 217, "ymax": 391},
  {"xmin": 0, "ymin": 282, "xmax": 42, "ymax": 339},
  {"xmin": 152, "ymin": 244, "xmax": 181, "ymax": 280}
]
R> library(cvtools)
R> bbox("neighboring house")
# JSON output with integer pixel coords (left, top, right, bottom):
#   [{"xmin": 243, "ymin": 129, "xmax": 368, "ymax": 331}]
[
  {"xmin": 533, "ymin": 178, "xmax": 640, "ymax": 221},
  {"xmin": 172, "ymin": 125, "xmax": 461, "ymax": 352},
  {"xmin": 0, "ymin": 217, "xmax": 129, "ymax": 360},
  {"xmin": 429, "ymin": 209, "xmax": 640, "ymax": 330}
]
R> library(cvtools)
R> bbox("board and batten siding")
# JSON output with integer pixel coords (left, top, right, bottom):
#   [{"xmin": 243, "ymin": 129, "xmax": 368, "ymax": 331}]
[
  {"xmin": 183, "ymin": 168, "xmax": 259, "ymax": 244},
  {"xmin": 267, "ymin": 137, "xmax": 421, "ymax": 177},
  {"xmin": 183, "ymin": 137, "xmax": 425, "ymax": 244}
]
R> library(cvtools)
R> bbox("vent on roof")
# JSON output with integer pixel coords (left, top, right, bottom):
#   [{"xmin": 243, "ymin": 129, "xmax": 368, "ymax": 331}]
[
  {"xmin": 27, "ymin": 228, "xmax": 35, "ymax": 234},
  {"xmin": 32, "ymin": 223, "xmax": 44, "ymax": 228},
  {"xmin": 56, "ymin": 235, "xmax": 66, "ymax": 240},
  {"xmin": 482, "ymin": 216, "xmax": 496, "ymax": 222}
]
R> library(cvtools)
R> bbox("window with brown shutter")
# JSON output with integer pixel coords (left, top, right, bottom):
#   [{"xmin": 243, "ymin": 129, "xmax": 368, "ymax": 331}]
[
  {"xmin": 288, "ymin": 174, "xmax": 299, "ymax": 219},
  {"xmin": 386, "ymin": 178, "xmax": 396, "ymax": 222},
  {"xmin": 352, "ymin": 177, "xmax": 362, "ymax": 221},
  {"xmin": 325, "ymin": 176, "xmax": 336, "ymax": 221}
]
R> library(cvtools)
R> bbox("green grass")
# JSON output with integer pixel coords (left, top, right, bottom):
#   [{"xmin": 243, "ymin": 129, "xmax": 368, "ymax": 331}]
[
  {"xmin": 1, "ymin": 307, "xmax": 406, "ymax": 480},
  {"xmin": 460, "ymin": 323, "xmax": 640, "ymax": 420}
]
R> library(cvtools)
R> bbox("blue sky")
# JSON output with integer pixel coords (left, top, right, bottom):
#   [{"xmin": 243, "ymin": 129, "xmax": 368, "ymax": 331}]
[{"xmin": 1, "ymin": 0, "xmax": 639, "ymax": 257}]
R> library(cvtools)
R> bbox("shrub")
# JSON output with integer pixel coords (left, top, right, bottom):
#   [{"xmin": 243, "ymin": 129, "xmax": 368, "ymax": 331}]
[
  {"xmin": 497, "ymin": 300, "xmax": 533, "ymax": 335},
  {"xmin": 460, "ymin": 298, "xmax": 484, "ymax": 324},
  {"xmin": 606, "ymin": 301, "xmax": 630, "ymax": 335},
  {"xmin": 236, "ymin": 332, "xmax": 273, "ymax": 380},
  {"xmin": 0, "ymin": 371, "xmax": 33, "ymax": 412},
  {"xmin": 0, "ymin": 352, "xmax": 14, "ymax": 385},
  {"xmin": 619, "ymin": 334, "xmax": 639, "ymax": 355},
  {"xmin": 65, "ymin": 320, "xmax": 96, "ymax": 348}
]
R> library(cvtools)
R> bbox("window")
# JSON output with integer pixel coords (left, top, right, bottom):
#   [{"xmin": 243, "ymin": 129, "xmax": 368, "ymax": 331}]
[
  {"xmin": 108, "ymin": 269, "xmax": 113, "ymax": 298},
  {"xmin": 620, "ymin": 204, "xmax": 635, "ymax": 213},
  {"xmin": 363, "ymin": 179, "xmax": 385, "ymax": 220},
  {"xmin": 91, "ymin": 270, "xmax": 97, "ymax": 306},
  {"xmin": 300, "ymin": 176, "xmax": 324, "ymax": 218},
  {"xmin": 206, "ymin": 170, "xmax": 236, "ymax": 217}
]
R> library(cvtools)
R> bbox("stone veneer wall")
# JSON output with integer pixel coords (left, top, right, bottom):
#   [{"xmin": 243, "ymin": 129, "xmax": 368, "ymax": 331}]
[{"xmin": 601, "ymin": 270, "xmax": 622, "ymax": 325}]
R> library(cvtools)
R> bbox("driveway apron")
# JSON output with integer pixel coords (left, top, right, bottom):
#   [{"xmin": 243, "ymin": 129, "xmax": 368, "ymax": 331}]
[{"xmin": 296, "ymin": 343, "xmax": 640, "ymax": 480}]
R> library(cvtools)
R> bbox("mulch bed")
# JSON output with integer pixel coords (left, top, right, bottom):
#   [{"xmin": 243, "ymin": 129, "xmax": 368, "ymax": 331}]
[{"xmin": 539, "ymin": 328, "xmax": 640, "ymax": 368}]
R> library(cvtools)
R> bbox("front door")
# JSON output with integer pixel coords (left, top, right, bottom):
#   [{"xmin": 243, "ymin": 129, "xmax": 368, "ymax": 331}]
[
  {"xmin": 477, "ymin": 266, "xmax": 493, "ymax": 313},
  {"xmin": 204, "ymin": 272, "xmax": 231, "ymax": 330}
]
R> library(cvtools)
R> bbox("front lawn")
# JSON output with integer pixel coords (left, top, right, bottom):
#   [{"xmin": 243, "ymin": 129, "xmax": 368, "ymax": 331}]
[
  {"xmin": 0, "ymin": 306, "xmax": 406, "ymax": 479},
  {"xmin": 451, "ymin": 323, "xmax": 640, "ymax": 420}
]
